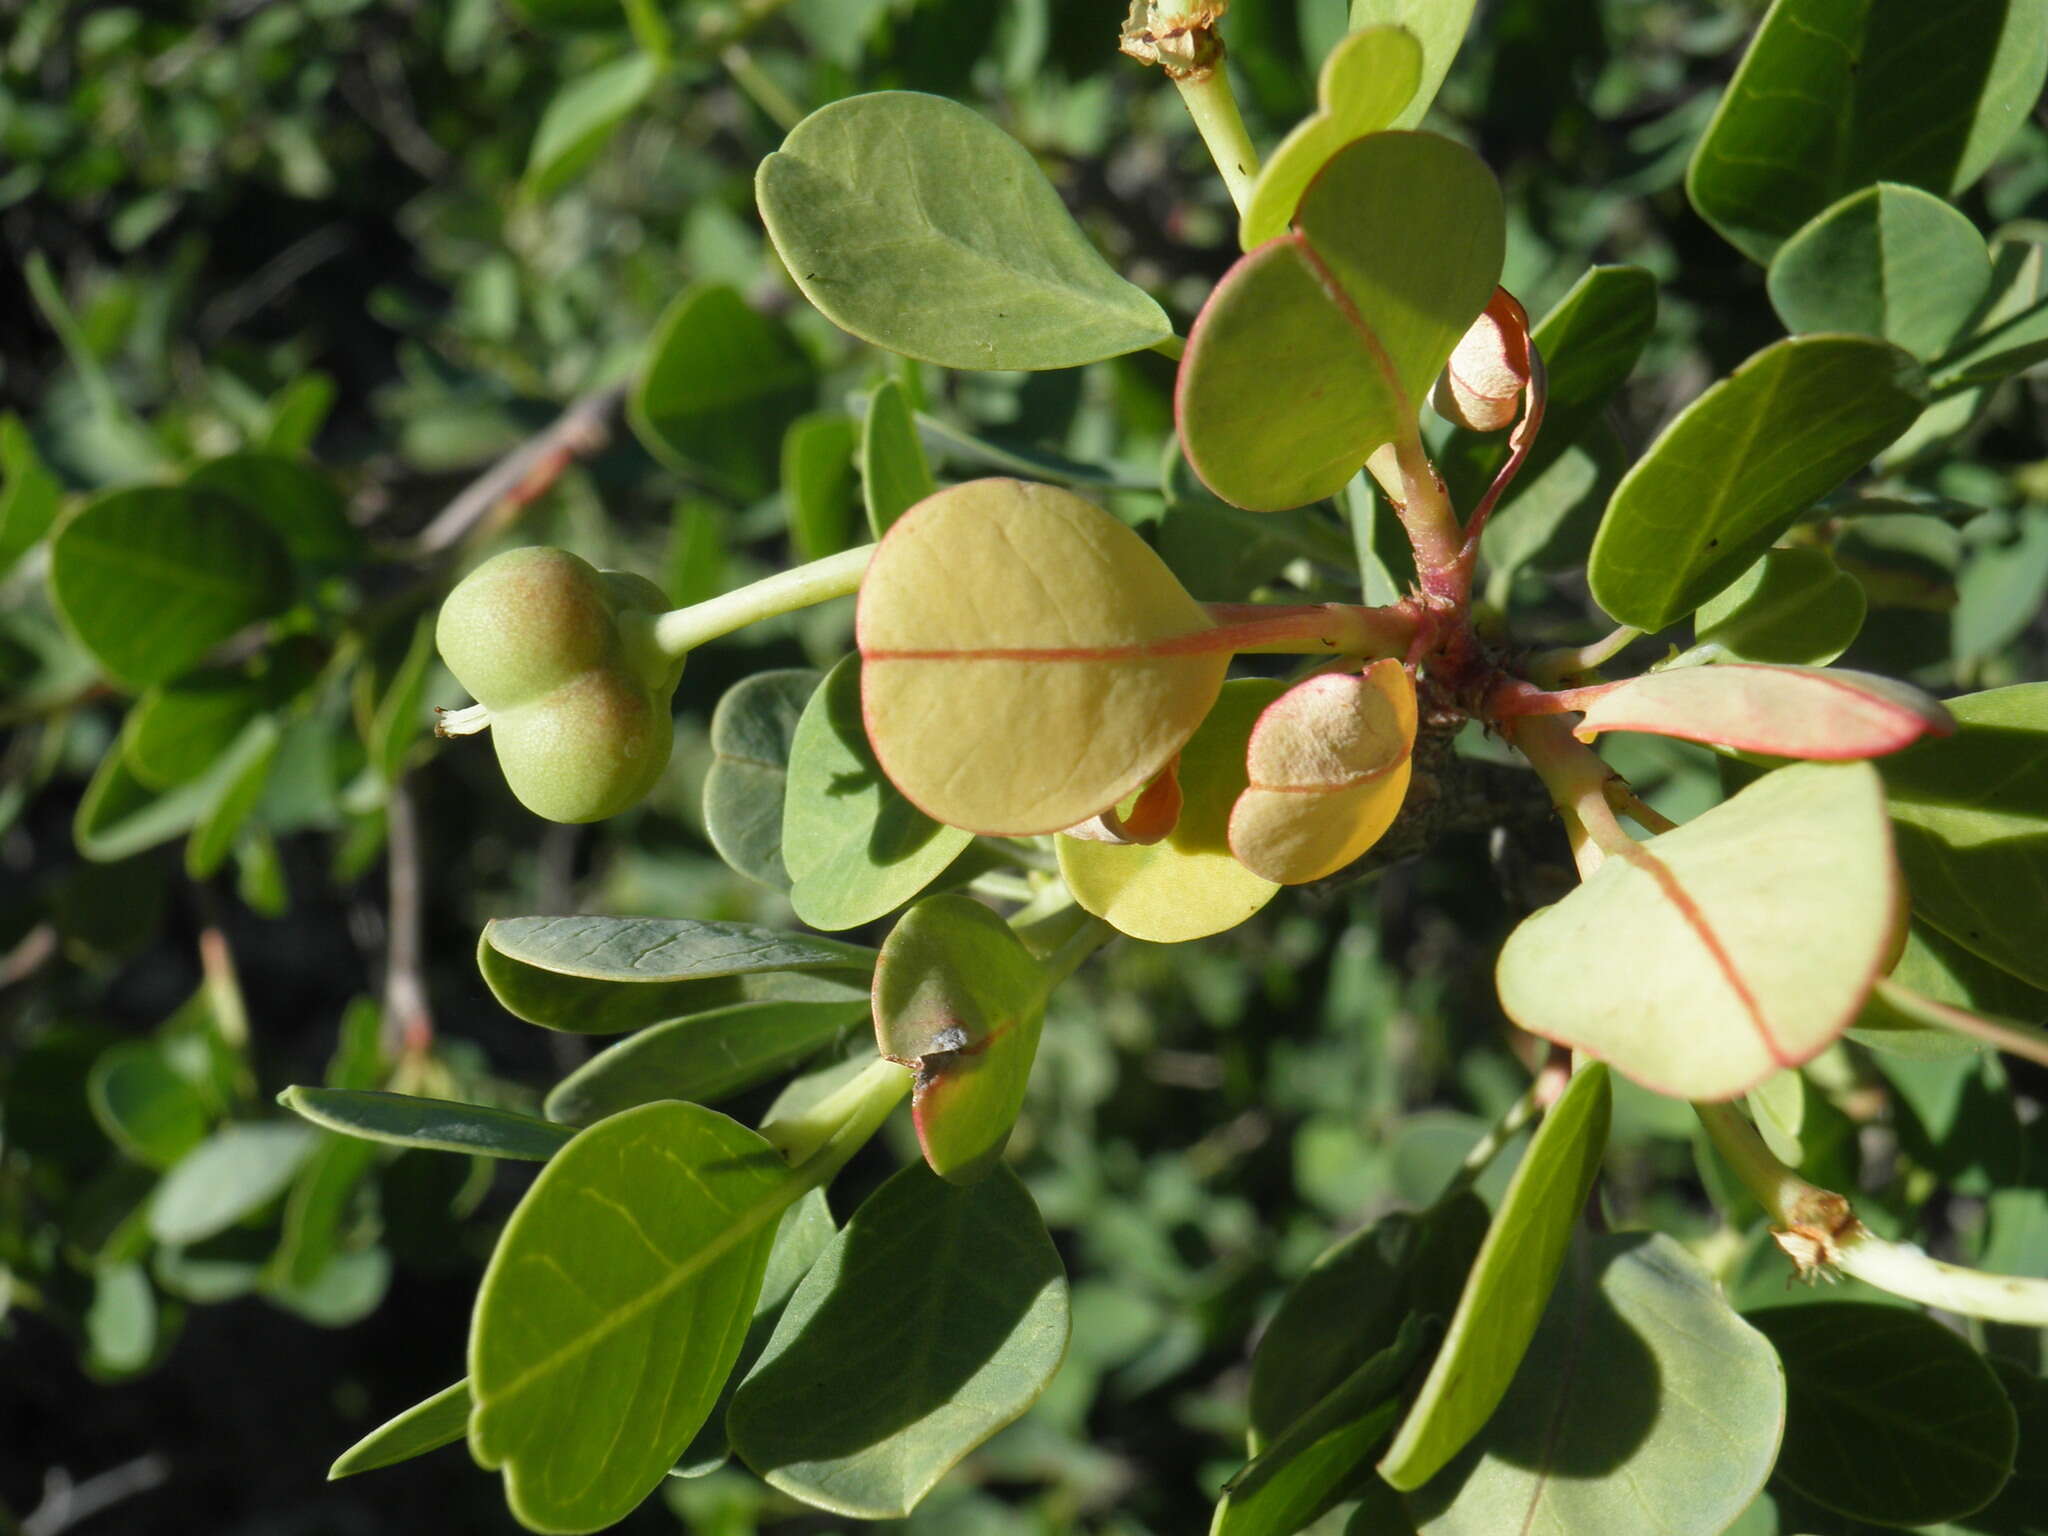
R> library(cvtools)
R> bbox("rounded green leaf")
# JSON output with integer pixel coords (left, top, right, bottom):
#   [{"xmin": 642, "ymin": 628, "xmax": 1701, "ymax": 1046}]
[
  {"xmin": 728, "ymin": 1162, "xmax": 1069, "ymax": 1519},
  {"xmin": 1179, "ymin": 131, "xmax": 1504, "ymax": 511},
  {"xmin": 50, "ymin": 485, "xmax": 294, "ymax": 688},
  {"xmin": 124, "ymin": 671, "xmax": 271, "ymax": 790},
  {"xmin": 757, "ymin": 91, "xmax": 1170, "ymax": 370},
  {"xmin": 1880, "ymin": 683, "xmax": 2048, "ymax": 991},
  {"xmin": 1406, "ymin": 1234, "xmax": 1784, "ymax": 1536},
  {"xmin": 1769, "ymin": 184, "xmax": 1993, "ymax": 359},
  {"xmin": 703, "ymin": 668, "xmax": 820, "ymax": 889},
  {"xmin": 1687, "ymin": 0, "xmax": 2048, "ymax": 263},
  {"xmin": 1572, "ymin": 664, "xmax": 1952, "ymax": 761},
  {"xmin": 1588, "ymin": 336, "xmax": 1926, "ymax": 632},
  {"xmin": 1345, "ymin": 0, "xmax": 1478, "ymax": 128},
  {"xmin": 783, "ymin": 654, "xmax": 975, "ymax": 931},
  {"xmin": 543, "ymin": 999, "xmax": 869, "ymax": 1126},
  {"xmin": 470, "ymin": 1101, "xmax": 791, "ymax": 1535},
  {"xmin": 279, "ymin": 1087, "xmax": 574, "ymax": 1161},
  {"xmin": 1497, "ymin": 761, "xmax": 1901, "ymax": 1100},
  {"xmin": 857, "ymin": 478, "xmax": 1228, "ymax": 836},
  {"xmin": 873, "ymin": 894, "xmax": 1047, "ymax": 1184},
  {"xmin": 631, "ymin": 283, "xmax": 816, "ymax": 501},
  {"xmin": 1691, "ymin": 548, "xmax": 1868, "ymax": 667},
  {"xmin": 1238, "ymin": 25, "xmax": 1424, "ymax": 249},
  {"xmin": 148, "ymin": 1121, "xmax": 318, "ymax": 1246},
  {"xmin": 478, "ymin": 915, "xmax": 873, "ymax": 1034},
  {"xmin": 1057, "ymin": 680, "xmax": 1283, "ymax": 943},
  {"xmin": 783, "ymin": 411, "xmax": 858, "ymax": 561},
  {"xmin": 188, "ymin": 452, "xmax": 360, "ymax": 570},
  {"xmin": 88, "ymin": 1043, "xmax": 211, "ymax": 1169},
  {"xmin": 1749, "ymin": 1303, "xmax": 2017, "ymax": 1527}
]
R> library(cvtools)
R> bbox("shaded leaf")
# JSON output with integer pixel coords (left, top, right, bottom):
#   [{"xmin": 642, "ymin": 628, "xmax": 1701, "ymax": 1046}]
[
  {"xmin": 88, "ymin": 1042, "xmax": 211, "ymax": 1169},
  {"xmin": 279, "ymin": 1087, "xmax": 574, "ymax": 1161},
  {"xmin": 728, "ymin": 1162, "xmax": 1068, "ymax": 1519},
  {"xmin": 149, "ymin": 1121, "xmax": 318, "ymax": 1245},
  {"xmin": 703, "ymin": 668, "xmax": 820, "ymax": 889},
  {"xmin": 524, "ymin": 54, "xmax": 660, "ymax": 199},
  {"xmin": 188, "ymin": 452, "xmax": 360, "ymax": 570},
  {"xmin": 783, "ymin": 411, "xmax": 858, "ymax": 561},
  {"xmin": 860, "ymin": 378, "xmax": 934, "ymax": 539},
  {"xmin": 757, "ymin": 92, "xmax": 1170, "ymax": 369},
  {"xmin": 1690, "ymin": 548, "xmax": 1868, "ymax": 667}
]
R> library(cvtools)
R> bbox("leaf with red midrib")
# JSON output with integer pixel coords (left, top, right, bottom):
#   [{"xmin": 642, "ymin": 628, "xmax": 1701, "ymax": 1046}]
[
  {"xmin": 1571, "ymin": 663, "xmax": 1952, "ymax": 760},
  {"xmin": 1496, "ymin": 760, "xmax": 1901, "ymax": 1100}
]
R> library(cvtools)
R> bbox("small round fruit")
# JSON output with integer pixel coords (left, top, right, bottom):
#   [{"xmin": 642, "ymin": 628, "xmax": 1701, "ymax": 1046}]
[
  {"xmin": 489, "ymin": 668, "xmax": 675, "ymax": 823},
  {"xmin": 436, "ymin": 547, "xmax": 618, "ymax": 710}
]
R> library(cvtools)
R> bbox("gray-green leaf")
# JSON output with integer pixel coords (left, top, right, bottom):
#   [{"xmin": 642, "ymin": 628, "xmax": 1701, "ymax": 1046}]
[
  {"xmin": 703, "ymin": 669, "xmax": 820, "ymax": 890},
  {"xmin": 279, "ymin": 1086, "xmax": 574, "ymax": 1161}
]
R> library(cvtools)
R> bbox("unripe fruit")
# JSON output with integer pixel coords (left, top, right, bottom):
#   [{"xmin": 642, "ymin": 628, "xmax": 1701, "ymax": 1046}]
[{"xmin": 436, "ymin": 547, "xmax": 684, "ymax": 823}]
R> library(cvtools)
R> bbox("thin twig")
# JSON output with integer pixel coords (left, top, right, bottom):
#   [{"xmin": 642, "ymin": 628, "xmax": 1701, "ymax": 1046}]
[
  {"xmin": 409, "ymin": 380, "xmax": 628, "ymax": 555},
  {"xmin": 382, "ymin": 775, "xmax": 433, "ymax": 1055},
  {"xmin": 22, "ymin": 1455, "xmax": 170, "ymax": 1536}
]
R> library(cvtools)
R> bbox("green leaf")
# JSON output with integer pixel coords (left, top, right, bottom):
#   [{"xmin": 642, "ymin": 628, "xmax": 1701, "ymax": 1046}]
[
  {"xmin": 88, "ymin": 1042, "xmax": 212, "ymax": 1168},
  {"xmin": 1934, "ymin": 237, "xmax": 2048, "ymax": 390},
  {"xmin": 1768, "ymin": 184, "xmax": 1992, "ymax": 359},
  {"xmin": 757, "ymin": 92, "xmax": 1170, "ymax": 370},
  {"xmin": 1687, "ymin": 0, "xmax": 2048, "ymax": 263},
  {"xmin": 1498, "ymin": 762, "xmax": 1899, "ymax": 1099},
  {"xmin": 87, "ymin": 1261, "xmax": 158, "ymax": 1376},
  {"xmin": 1572, "ymin": 664, "xmax": 1951, "ymax": 761},
  {"xmin": 125, "ymin": 670, "xmax": 269, "ymax": 789},
  {"xmin": 1956, "ymin": 507, "xmax": 2048, "ymax": 662},
  {"xmin": 148, "ymin": 1121, "xmax": 318, "ymax": 1245},
  {"xmin": 188, "ymin": 452, "xmax": 360, "ymax": 570},
  {"xmin": 270, "ymin": 1132, "xmax": 378, "ymax": 1289},
  {"xmin": 367, "ymin": 614, "xmax": 438, "ymax": 785},
  {"xmin": 543, "ymin": 999, "xmax": 869, "ymax": 1126},
  {"xmin": 184, "ymin": 713, "xmax": 282, "ymax": 878},
  {"xmin": 783, "ymin": 411, "xmax": 858, "ymax": 561},
  {"xmin": 1587, "ymin": 336, "xmax": 1926, "ymax": 632},
  {"xmin": 703, "ymin": 668, "xmax": 821, "ymax": 889},
  {"xmin": 1345, "ymin": 0, "xmax": 1478, "ymax": 127},
  {"xmin": 1239, "ymin": 25, "xmax": 1424, "ymax": 249},
  {"xmin": 1446, "ymin": 264, "xmax": 1657, "ymax": 518},
  {"xmin": 783, "ymin": 654, "xmax": 974, "ymax": 931},
  {"xmin": 1216, "ymin": 1316, "xmax": 1427, "ymax": 1536},
  {"xmin": 728, "ymin": 1162, "xmax": 1069, "ymax": 1519},
  {"xmin": 1406, "ymin": 1234, "xmax": 1784, "ymax": 1536},
  {"xmin": 1690, "ymin": 548, "xmax": 1868, "ymax": 667},
  {"xmin": 1750, "ymin": 1302, "xmax": 2017, "ymax": 1527},
  {"xmin": 75, "ymin": 712, "xmax": 282, "ymax": 863},
  {"xmin": 470, "ymin": 1101, "xmax": 790, "ymax": 1534},
  {"xmin": 631, "ymin": 284, "xmax": 816, "ymax": 501},
  {"xmin": 1179, "ymin": 131, "xmax": 1504, "ymax": 511},
  {"xmin": 1250, "ymin": 1196, "xmax": 1489, "ymax": 1453},
  {"xmin": 0, "ymin": 412, "xmax": 62, "ymax": 575},
  {"xmin": 478, "ymin": 915, "xmax": 872, "ymax": 1034},
  {"xmin": 1378, "ymin": 1064, "xmax": 1612, "ymax": 1491},
  {"xmin": 1852, "ymin": 922, "xmax": 2048, "ymax": 1059},
  {"xmin": 49, "ymin": 485, "xmax": 295, "ymax": 688},
  {"xmin": 860, "ymin": 378, "xmax": 933, "ymax": 539},
  {"xmin": 330, "ymin": 1379, "xmax": 473, "ymax": 1480},
  {"xmin": 873, "ymin": 894, "xmax": 1047, "ymax": 1184},
  {"xmin": 1879, "ymin": 683, "xmax": 2048, "ymax": 990},
  {"xmin": 523, "ymin": 54, "xmax": 660, "ymax": 199},
  {"xmin": 279, "ymin": 1087, "xmax": 574, "ymax": 1161}
]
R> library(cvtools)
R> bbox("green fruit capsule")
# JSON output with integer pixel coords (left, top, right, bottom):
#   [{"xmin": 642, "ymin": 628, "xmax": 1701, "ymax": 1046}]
[{"xmin": 436, "ymin": 547, "xmax": 684, "ymax": 823}]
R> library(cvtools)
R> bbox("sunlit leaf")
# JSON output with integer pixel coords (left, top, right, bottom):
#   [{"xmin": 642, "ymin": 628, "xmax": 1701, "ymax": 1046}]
[
  {"xmin": 1497, "ymin": 761, "xmax": 1901, "ymax": 1099},
  {"xmin": 1687, "ymin": 0, "xmax": 2048, "ymax": 263},
  {"xmin": 728, "ymin": 1162, "xmax": 1068, "ymax": 1519},
  {"xmin": 783, "ymin": 654, "xmax": 974, "ymax": 930},
  {"xmin": 757, "ymin": 92, "xmax": 1170, "ymax": 369},
  {"xmin": 1588, "ymin": 336, "xmax": 1925, "ymax": 631},
  {"xmin": 1769, "ymin": 184, "xmax": 1993, "ymax": 358},
  {"xmin": 543, "ymin": 999, "xmax": 868, "ymax": 1126},
  {"xmin": 1379, "ymin": 1063, "xmax": 1612, "ymax": 1490},
  {"xmin": 1179, "ymin": 132, "xmax": 1503, "ymax": 510},
  {"xmin": 1879, "ymin": 683, "xmax": 2048, "ymax": 991},
  {"xmin": 858, "ymin": 478, "xmax": 1227, "ymax": 835},
  {"xmin": 1405, "ymin": 1234, "xmax": 1783, "ymax": 1536},
  {"xmin": 1230, "ymin": 659, "xmax": 1417, "ymax": 884},
  {"xmin": 329, "ymin": 1379, "xmax": 472, "ymax": 1480},
  {"xmin": 469, "ymin": 1101, "xmax": 789, "ymax": 1534},
  {"xmin": 873, "ymin": 894, "xmax": 1046, "ymax": 1184},
  {"xmin": 1345, "ymin": 0, "xmax": 1478, "ymax": 127},
  {"xmin": 1058, "ymin": 680, "xmax": 1282, "ymax": 942},
  {"xmin": 1239, "ymin": 26, "xmax": 1423, "ymax": 249},
  {"xmin": 1573, "ymin": 664, "xmax": 1952, "ymax": 761},
  {"xmin": 1750, "ymin": 1303, "xmax": 2017, "ymax": 1527},
  {"xmin": 279, "ymin": 1087, "xmax": 574, "ymax": 1161}
]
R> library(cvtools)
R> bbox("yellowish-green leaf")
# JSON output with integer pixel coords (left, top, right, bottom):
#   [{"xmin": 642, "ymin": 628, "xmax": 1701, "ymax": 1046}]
[
  {"xmin": 1239, "ymin": 26, "xmax": 1423, "ymax": 249},
  {"xmin": 1058, "ymin": 680, "xmax": 1283, "ymax": 942},
  {"xmin": 1496, "ymin": 761, "xmax": 1900, "ymax": 1100},
  {"xmin": 857, "ymin": 478, "xmax": 1227, "ymax": 835},
  {"xmin": 1230, "ymin": 659, "xmax": 1416, "ymax": 884}
]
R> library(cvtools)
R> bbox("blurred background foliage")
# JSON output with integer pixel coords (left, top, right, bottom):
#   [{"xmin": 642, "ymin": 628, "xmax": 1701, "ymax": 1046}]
[{"xmin": 0, "ymin": 0, "xmax": 2043, "ymax": 1531}]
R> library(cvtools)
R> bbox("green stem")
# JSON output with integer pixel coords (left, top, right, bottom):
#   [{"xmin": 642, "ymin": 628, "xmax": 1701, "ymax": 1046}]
[
  {"xmin": 1390, "ymin": 426, "xmax": 1465, "ymax": 604},
  {"xmin": 1200, "ymin": 600, "xmax": 1421, "ymax": 657},
  {"xmin": 695, "ymin": 0, "xmax": 798, "ymax": 45},
  {"xmin": 1433, "ymin": 1047, "xmax": 1571, "ymax": 1207},
  {"xmin": 620, "ymin": 0, "xmax": 673, "ymax": 63},
  {"xmin": 1695, "ymin": 1099, "xmax": 2048, "ymax": 1326},
  {"xmin": 650, "ymin": 544, "xmax": 873, "ymax": 657},
  {"xmin": 1870, "ymin": 977, "xmax": 2048, "ymax": 1071},
  {"xmin": 1149, "ymin": 334, "xmax": 1187, "ymax": 362},
  {"xmin": 1172, "ymin": 68, "xmax": 1261, "ymax": 214},
  {"xmin": 761, "ymin": 1056, "xmax": 911, "ymax": 1171},
  {"xmin": 720, "ymin": 43, "xmax": 804, "ymax": 132},
  {"xmin": 1506, "ymin": 714, "xmax": 1633, "ymax": 877},
  {"xmin": 1039, "ymin": 913, "xmax": 1116, "ymax": 990},
  {"xmin": 1526, "ymin": 625, "xmax": 1644, "ymax": 688}
]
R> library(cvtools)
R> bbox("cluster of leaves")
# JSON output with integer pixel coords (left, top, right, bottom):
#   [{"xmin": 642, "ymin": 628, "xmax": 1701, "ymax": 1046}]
[{"xmin": 4, "ymin": 2, "xmax": 2048, "ymax": 1535}]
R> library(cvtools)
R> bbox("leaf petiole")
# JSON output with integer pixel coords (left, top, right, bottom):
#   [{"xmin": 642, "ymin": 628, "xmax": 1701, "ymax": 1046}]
[{"xmin": 649, "ymin": 543, "xmax": 875, "ymax": 658}]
